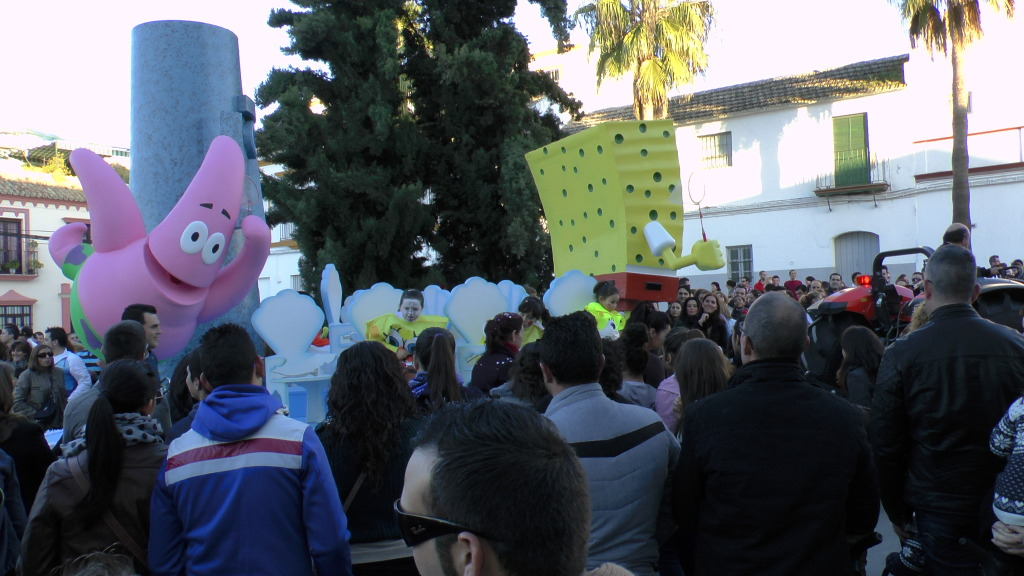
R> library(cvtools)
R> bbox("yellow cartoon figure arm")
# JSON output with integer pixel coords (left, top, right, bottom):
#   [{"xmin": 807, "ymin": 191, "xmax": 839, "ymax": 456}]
[{"xmin": 644, "ymin": 222, "xmax": 725, "ymax": 271}]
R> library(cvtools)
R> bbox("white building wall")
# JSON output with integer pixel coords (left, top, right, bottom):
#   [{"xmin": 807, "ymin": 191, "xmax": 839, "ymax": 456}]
[
  {"xmin": 259, "ymin": 246, "xmax": 301, "ymax": 301},
  {"xmin": 672, "ymin": 42, "xmax": 1024, "ymax": 289},
  {"xmin": 0, "ymin": 191, "xmax": 90, "ymax": 331}
]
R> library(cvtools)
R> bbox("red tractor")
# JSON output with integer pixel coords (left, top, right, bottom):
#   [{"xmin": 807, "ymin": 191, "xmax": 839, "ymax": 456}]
[{"xmin": 805, "ymin": 246, "xmax": 1024, "ymax": 390}]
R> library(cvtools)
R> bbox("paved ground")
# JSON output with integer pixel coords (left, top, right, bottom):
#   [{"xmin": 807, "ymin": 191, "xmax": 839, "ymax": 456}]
[{"xmin": 867, "ymin": 509, "xmax": 901, "ymax": 575}]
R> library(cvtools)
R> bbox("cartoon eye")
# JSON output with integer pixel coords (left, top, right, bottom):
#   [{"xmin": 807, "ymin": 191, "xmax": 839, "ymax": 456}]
[
  {"xmin": 180, "ymin": 221, "xmax": 208, "ymax": 254},
  {"xmin": 202, "ymin": 232, "xmax": 226, "ymax": 265}
]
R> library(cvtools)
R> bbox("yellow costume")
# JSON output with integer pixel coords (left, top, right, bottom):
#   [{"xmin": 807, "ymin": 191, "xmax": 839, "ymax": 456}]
[
  {"xmin": 585, "ymin": 302, "xmax": 625, "ymax": 333},
  {"xmin": 365, "ymin": 313, "xmax": 449, "ymax": 353},
  {"xmin": 521, "ymin": 323, "xmax": 544, "ymax": 346}
]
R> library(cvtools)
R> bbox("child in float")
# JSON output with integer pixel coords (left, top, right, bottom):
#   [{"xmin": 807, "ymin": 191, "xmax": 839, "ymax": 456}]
[
  {"xmin": 585, "ymin": 281, "xmax": 625, "ymax": 336},
  {"xmin": 517, "ymin": 296, "xmax": 550, "ymax": 345},
  {"xmin": 365, "ymin": 289, "xmax": 448, "ymax": 361}
]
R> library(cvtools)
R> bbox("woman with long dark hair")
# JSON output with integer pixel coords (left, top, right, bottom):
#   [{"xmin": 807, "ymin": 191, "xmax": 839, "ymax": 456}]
[
  {"xmin": 10, "ymin": 341, "xmax": 30, "ymax": 378},
  {"xmin": 471, "ymin": 312, "xmax": 523, "ymax": 394},
  {"xmin": 674, "ymin": 338, "xmax": 732, "ymax": 433},
  {"xmin": 836, "ymin": 325, "xmax": 884, "ymax": 410},
  {"xmin": 13, "ymin": 344, "xmax": 66, "ymax": 430},
  {"xmin": 0, "ymin": 362, "xmax": 54, "ymax": 516},
  {"xmin": 317, "ymin": 341, "xmax": 423, "ymax": 576},
  {"xmin": 165, "ymin": 350, "xmax": 199, "ymax": 426},
  {"xmin": 667, "ymin": 301, "xmax": 683, "ymax": 328},
  {"xmin": 680, "ymin": 297, "xmax": 703, "ymax": 331},
  {"xmin": 696, "ymin": 293, "xmax": 730, "ymax": 351},
  {"xmin": 617, "ymin": 324, "xmax": 655, "ymax": 408},
  {"xmin": 491, "ymin": 343, "xmax": 549, "ymax": 410},
  {"xmin": 21, "ymin": 360, "xmax": 166, "ymax": 576},
  {"xmin": 409, "ymin": 327, "xmax": 483, "ymax": 413},
  {"xmin": 164, "ymin": 349, "xmax": 204, "ymax": 444},
  {"xmin": 625, "ymin": 302, "xmax": 672, "ymax": 386},
  {"xmin": 654, "ymin": 329, "xmax": 706, "ymax": 433}
]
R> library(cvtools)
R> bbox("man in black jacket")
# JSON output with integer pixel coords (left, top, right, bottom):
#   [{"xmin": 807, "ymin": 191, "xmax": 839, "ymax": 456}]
[
  {"xmin": 872, "ymin": 244, "xmax": 1024, "ymax": 574},
  {"xmin": 674, "ymin": 292, "xmax": 879, "ymax": 575}
]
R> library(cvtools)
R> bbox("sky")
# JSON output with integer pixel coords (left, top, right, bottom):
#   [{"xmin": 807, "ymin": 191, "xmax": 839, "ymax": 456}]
[{"xmin": 0, "ymin": 1, "xmax": 913, "ymax": 149}]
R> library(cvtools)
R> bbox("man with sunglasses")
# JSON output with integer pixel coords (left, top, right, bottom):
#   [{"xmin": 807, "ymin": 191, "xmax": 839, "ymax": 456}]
[{"xmin": 398, "ymin": 400, "xmax": 599, "ymax": 576}]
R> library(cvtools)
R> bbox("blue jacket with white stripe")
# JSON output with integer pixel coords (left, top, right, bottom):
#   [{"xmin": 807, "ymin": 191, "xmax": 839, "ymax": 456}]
[{"xmin": 149, "ymin": 384, "xmax": 353, "ymax": 576}]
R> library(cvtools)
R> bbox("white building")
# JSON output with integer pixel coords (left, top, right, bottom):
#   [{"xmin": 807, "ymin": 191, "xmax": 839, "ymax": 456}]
[
  {"xmin": 0, "ymin": 164, "xmax": 90, "ymax": 331},
  {"xmin": 258, "ymin": 217, "xmax": 302, "ymax": 300},
  {"xmin": 256, "ymin": 160, "xmax": 303, "ymax": 301},
  {"xmin": 552, "ymin": 27, "xmax": 1024, "ymax": 287}
]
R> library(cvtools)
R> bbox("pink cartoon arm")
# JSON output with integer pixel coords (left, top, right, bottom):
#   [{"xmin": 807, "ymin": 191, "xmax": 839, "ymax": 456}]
[
  {"xmin": 69, "ymin": 148, "xmax": 146, "ymax": 253},
  {"xmin": 48, "ymin": 222, "xmax": 89, "ymax": 270},
  {"xmin": 198, "ymin": 215, "xmax": 272, "ymax": 322}
]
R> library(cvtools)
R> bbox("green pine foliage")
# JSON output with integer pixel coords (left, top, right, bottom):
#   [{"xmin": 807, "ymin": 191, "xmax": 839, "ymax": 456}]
[
  {"xmin": 257, "ymin": 0, "xmax": 436, "ymax": 296},
  {"xmin": 257, "ymin": 0, "xmax": 580, "ymax": 294}
]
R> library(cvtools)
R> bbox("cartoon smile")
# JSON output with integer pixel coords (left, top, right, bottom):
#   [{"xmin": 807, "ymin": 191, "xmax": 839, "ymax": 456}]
[{"xmin": 144, "ymin": 242, "xmax": 205, "ymax": 305}]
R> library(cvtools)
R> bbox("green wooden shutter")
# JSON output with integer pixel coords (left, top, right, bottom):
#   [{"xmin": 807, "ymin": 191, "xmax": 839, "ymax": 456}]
[{"xmin": 833, "ymin": 114, "xmax": 869, "ymax": 186}]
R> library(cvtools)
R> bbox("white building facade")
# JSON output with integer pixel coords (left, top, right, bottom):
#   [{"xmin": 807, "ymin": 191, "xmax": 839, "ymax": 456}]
[
  {"xmin": 0, "ymin": 168, "xmax": 90, "ymax": 331},
  {"xmin": 557, "ymin": 25, "xmax": 1024, "ymax": 288}
]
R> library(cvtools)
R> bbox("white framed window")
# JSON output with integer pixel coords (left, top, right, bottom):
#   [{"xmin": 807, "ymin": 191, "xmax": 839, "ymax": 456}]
[
  {"xmin": 727, "ymin": 244, "xmax": 752, "ymax": 281},
  {"xmin": 699, "ymin": 132, "xmax": 732, "ymax": 169}
]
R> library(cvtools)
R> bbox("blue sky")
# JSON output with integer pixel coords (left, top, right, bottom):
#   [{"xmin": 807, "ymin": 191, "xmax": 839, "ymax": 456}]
[{"xmin": 0, "ymin": 0, "xmax": 911, "ymax": 148}]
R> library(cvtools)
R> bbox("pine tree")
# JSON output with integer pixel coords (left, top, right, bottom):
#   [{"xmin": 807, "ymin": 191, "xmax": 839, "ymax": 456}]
[
  {"xmin": 258, "ymin": 0, "xmax": 579, "ymax": 294},
  {"xmin": 404, "ymin": 0, "xmax": 580, "ymax": 288},
  {"xmin": 257, "ymin": 0, "xmax": 435, "ymax": 295}
]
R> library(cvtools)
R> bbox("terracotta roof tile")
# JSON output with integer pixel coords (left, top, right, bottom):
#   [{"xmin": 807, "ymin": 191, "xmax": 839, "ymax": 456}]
[
  {"xmin": 566, "ymin": 54, "xmax": 909, "ymax": 133},
  {"xmin": 0, "ymin": 175, "xmax": 86, "ymax": 204}
]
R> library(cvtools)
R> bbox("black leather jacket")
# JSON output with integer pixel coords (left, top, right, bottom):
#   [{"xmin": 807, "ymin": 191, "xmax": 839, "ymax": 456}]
[{"xmin": 871, "ymin": 303, "xmax": 1024, "ymax": 525}]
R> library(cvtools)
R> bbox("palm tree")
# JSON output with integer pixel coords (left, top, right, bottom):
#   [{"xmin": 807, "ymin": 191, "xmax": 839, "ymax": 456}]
[
  {"xmin": 574, "ymin": 0, "xmax": 714, "ymax": 121},
  {"xmin": 897, "ymin": 0, "xmax": 1014, "ymax": 229}
]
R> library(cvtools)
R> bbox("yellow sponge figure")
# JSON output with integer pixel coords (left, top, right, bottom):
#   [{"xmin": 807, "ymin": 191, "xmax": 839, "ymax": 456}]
[{"xmin": 525, "ymin": 121, "xmax": 723, "ymax": 305}]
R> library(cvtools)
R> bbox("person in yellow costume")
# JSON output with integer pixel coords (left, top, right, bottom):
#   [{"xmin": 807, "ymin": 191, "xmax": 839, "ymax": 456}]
[
  {"xmin": 365, "ymin": 289, "xmax": 448, "ymax": 360},
  {"xmin": 517, "ymin": 296, "xmax": 549, "ymax": 345},
  {"xmin": 584, "ymin": 281, "xmax": 625, "ymax": 336}
]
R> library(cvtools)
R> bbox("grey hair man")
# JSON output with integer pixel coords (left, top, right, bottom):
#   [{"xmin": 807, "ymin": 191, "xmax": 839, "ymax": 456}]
[
  {"xmin": 675, "ymin": 293, "xmax": 879, "ymax": 575},
  {"xmin": 873, "ymin": 244, "xmax": 1024, "ymax": 570}
]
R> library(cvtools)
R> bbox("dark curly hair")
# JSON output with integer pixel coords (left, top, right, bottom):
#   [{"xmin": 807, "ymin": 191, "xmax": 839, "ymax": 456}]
[
  {"xmin": 508, "ymin": 343, "xmax": 547, "ymax": 405},
  {"xmin": 618, "ymin": 323, "xmax": 650, "ymax": 378},
  {"xmin": 484, "ymin": 312, "xmax": 524, "ymax": 355},
  {"xmin": 319, "ymin": 341, "xmax": 418, "ymax": 483},
  {"xmin": 598, "ymin": 337, "xmax": 624, "ymax": 396}
]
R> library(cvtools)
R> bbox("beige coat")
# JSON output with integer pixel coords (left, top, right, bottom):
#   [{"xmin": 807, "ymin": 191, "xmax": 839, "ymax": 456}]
[{"xmin": 13, "ymin": 368, "xmax": 66, "ymax": 429}]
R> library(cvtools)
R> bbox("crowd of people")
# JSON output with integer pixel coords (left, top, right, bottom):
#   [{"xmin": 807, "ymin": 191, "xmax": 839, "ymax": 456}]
[{"xmin": 0, "ymin": 223, "xmax": 1022, "ymax": 575}]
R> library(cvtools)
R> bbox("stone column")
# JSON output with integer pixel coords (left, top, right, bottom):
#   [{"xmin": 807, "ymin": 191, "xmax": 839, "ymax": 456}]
[{"xmin": 131, "ymin": 20, "xmax": 267, "ymax": 369}]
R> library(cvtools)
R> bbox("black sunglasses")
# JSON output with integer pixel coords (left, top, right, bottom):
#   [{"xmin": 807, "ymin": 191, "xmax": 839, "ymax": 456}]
[
  {"xmin": 36, "ymin": 352, "xmax": 52, "ymax": 358},
  {"xmin": 393, "ymin": 500, "xmax": 483, "ymax": 547}
]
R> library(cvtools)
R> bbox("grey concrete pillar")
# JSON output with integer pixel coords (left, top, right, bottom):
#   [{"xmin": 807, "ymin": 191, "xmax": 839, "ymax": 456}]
[{"xmin": 131, "ymin": 20, "xmax": 267, "ymax": 370}]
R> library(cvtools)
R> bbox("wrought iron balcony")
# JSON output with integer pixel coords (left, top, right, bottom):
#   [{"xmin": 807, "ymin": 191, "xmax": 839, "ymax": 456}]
[{"xmin": 815, "ymin": 150, "xmax": 890, "ymax": 197}]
